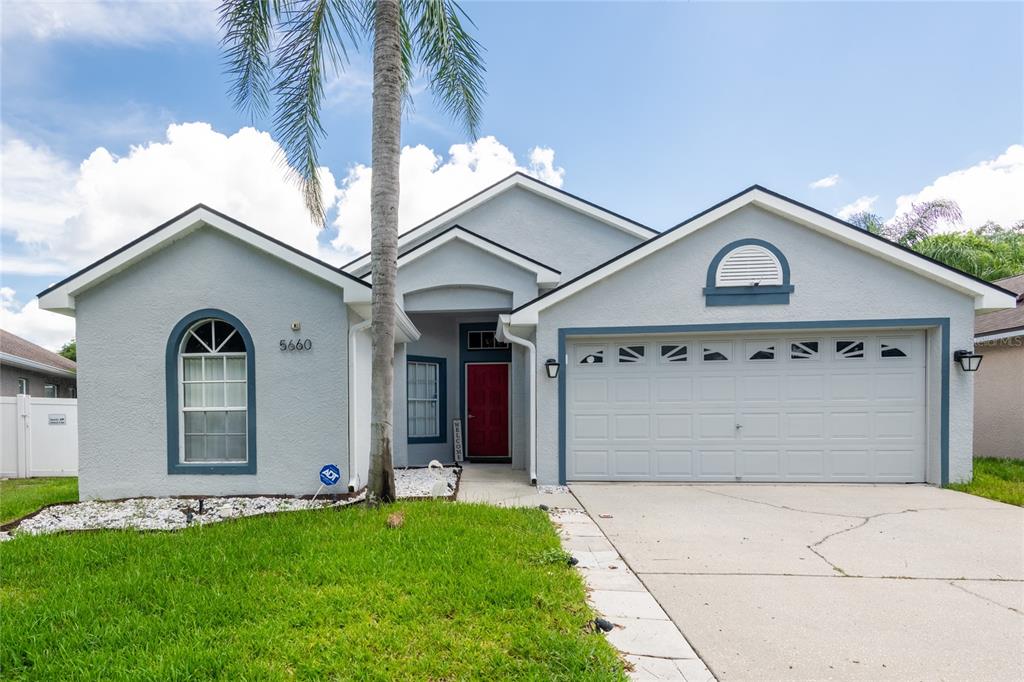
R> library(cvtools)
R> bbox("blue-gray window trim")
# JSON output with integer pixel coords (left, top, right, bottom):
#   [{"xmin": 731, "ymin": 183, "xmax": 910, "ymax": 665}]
[
  {"xmin": 557, "ymin": 318, "xmax": 950, "ymax": 486},
  {"xmin": 407, "ymin": 355, "xmax": 447, "ymax": 444},
  {"xmin": 166, "ymin": 309, "xmax": 257, "ymax": 475},
  {"xmin": 703, "ymin": 238, "xmax": 795, "ymax": 306}
]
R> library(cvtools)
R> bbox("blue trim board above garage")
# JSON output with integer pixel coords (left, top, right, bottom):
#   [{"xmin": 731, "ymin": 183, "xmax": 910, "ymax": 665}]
[{"xmin": 556, "ymin": 318, "xmax": 951, "ymax": 486}]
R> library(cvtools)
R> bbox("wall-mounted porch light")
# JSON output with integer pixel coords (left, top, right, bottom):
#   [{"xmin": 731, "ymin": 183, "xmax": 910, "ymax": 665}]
[
  {"xmin": 953, "ymin": 350, "xmax": 983, "ymax": 372},
  {"xmin": 544, "ymin": 358, "xmax": 560, "ymax": 379}
]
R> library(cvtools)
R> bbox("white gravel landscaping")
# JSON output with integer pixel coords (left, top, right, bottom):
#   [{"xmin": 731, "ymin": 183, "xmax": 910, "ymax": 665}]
[{"xmin": 2, "ymin": 466, "xmax": 460, "ymax": 540}]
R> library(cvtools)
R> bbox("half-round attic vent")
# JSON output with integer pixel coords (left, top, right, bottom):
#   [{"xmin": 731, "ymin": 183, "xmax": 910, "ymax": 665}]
[{"xmin": 714, "ymin": 244, "xmax": 783, "ymax": 287}]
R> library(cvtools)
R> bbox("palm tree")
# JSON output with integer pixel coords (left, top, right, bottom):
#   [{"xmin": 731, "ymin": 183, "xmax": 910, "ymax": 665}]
[
  {"xmin": 218, "ymin": 0, "xmax": 485, "ymax": 501},
  {"xmin": 846, "ymin": 199, "xmax": 962, "ymax": 247}
]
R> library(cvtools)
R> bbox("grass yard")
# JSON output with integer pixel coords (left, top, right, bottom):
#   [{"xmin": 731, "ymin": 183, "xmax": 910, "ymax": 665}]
[
  {"xmin": 0, "ymin": 477, "xmax": 78, "ymax": 525},
  {"xmin": 948, "ymin": 457, "xmax": 1024, "ymax": 506},
  {"xmin": 0, "ymin": 501, "xmax": 624, "ymax": 680}
]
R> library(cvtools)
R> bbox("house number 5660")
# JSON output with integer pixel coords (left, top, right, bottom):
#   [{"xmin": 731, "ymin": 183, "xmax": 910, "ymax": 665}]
[{"xmin": 280, "ymin": 339, "xmax": 313, "ymax": 351}]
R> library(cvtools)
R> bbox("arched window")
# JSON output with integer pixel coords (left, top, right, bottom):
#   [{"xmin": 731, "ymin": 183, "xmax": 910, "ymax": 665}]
[
  {"xmin": 704, "ymin": 239, "xmax": 794, "ymax": 306},
  {"xmin": 167, "ymin": 310, "xmax": 256, "ymax": 474}
]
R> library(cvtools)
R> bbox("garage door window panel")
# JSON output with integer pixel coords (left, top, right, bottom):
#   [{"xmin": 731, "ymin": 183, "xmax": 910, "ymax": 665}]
[
  {"xmin": 659, "ymin": 344, "xmax": 688, "ymax": 364},
  {"xmin": 618, "ymin": 345, "xmax": 646, "ymax": 364},
  {"xmin": 702, "ymin": 342, "xmax": 732, "ymax": 362},
  {"xmin": 744, "ymin": 340, "xmax": 776, "ymax": 361},
  {"xmin": 577, "ymin": 345, "xmax": 605, "ymax": 365},
  {"xmin": 790, "ymin": 340, "xmax": 821, "ymax": 361},
  {"xmin": 835, "ymin": 339, "xmax": 866, "ymax": 360}
]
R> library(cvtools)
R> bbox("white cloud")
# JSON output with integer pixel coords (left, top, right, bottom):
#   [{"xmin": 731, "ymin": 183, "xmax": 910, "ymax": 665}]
[
  {"xmin": 891, "ymin": 144, "xmax": 1024, "ymax": 232},
  {"xmin": 2, "ymin": 122, "xmax": 336, "ymax": 270},
  {"xmin": 809, "ymin": 174, "xmax": 839, "ymax": 189},
  {"xmin": 0, "ymin": 288, "xmax": 75, "ymax": 351},
  {"xmin": 1, "ymin": 124, "xmax": 564, "ymax": 345},
  {"xmin": 330, "ymin": 136, "xmax": 566, "ymax": 258},
  {"xmin": 837, "ymin": 195, "xmax": 878, "ymax": 220},
  {"xmin": 1, "ymin": 0, "xmax": 218, "ymax": 44}
]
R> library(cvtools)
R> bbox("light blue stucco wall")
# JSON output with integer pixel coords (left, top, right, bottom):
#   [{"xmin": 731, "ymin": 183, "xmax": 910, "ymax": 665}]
[
  {"xmin": 353, "ymin": 185, "xmax": 648, "ymax": 283},
  {"xmin": 75, "ymin": 227, "xmax": 352, "ymax": 499},
  {"xmin": 533, "ymin": 205, "xmax": 977, "ymax": 485},
  {"xmin": 396, "ymin": 238, "xmax": 540, "ymax": 311}
]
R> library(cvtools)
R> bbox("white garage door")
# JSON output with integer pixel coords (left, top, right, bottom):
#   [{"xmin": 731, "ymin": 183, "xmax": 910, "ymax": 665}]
[{"xmin": 567, "ymin": 331, "xmax": 927, "ymax": 482}]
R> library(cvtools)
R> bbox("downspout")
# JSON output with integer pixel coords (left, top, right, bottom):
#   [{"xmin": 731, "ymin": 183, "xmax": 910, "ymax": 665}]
[
  {"xmin": 498, "ymin": 316, "xmax": 537, "ymax": 485},
  {"xmin": 348, "ymin": 318, "xmax": 371, "ymax": 491}
]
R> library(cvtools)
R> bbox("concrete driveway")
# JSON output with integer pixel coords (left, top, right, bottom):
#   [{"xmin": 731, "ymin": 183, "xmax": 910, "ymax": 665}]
[{"xmin": 571, "ymin": 484, "xmax": 1024, "ymax": 681}]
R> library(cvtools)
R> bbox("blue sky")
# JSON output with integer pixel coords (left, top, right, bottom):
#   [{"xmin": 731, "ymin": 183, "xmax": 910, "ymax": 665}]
[{"xmin": 2, "ymin": 1, "xmax": 1022, "ymax": 347}]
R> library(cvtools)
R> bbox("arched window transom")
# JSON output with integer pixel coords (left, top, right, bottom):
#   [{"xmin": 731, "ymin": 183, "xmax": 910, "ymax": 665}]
[{"xmin": 715, "ymin": 244, "xmax": 783, "ymax": 287}]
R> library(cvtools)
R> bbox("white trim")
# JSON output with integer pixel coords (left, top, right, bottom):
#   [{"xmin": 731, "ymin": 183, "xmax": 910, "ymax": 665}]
[
  {"xmin": 343, "ymin": 174, "xmax": 654, "ymax": 275},
  {"xmin": 510, "ymin": 187, "xmax": 1018, "ymax": 324},
  {"xmin": 367, "ymin": 227, "xmax": 561, "ymax": 287},
  {"xmin": 975, "ymin": 328, "xmax": 1024, "ymax": 343},
  {"xmin": 38, "ymin": 206, "xmax": 372, "ymax": 316},
  {"xmin": 497, "ymin": 315, "xmax": 537, "ymax": 483},
  {"xmin": 0, "ymin": 352, "xmax": 77, "ymax": 378},
  {"xmin": 347, "ymin": 318, "xmax": 371, "ymax": 490}
]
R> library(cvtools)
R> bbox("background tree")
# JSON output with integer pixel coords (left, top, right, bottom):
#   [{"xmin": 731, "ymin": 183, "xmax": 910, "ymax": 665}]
[
  {"xmin": 846, "ymin": 201, "xmax": 1023, "ymax": 281},
  {"xmin": 58, "ymin": 339, "xmax": 76, "ymax": 362},
  {"xmin": 219, "ymin": 0, "xmax": 485, "ymax": 501}
]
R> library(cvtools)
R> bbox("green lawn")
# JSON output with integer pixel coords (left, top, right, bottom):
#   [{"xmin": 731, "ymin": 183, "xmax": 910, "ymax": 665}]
[
  {"xmin": 948, "ymin": 457, "xmax": 1024, "ymax": 506},
  {"xmin": 0, "ymin": 477, "xmax": 78, "ymax": 525},
  {"xmin": 0, "ymin": 501, "xmax": 624, "ymax": 680}
]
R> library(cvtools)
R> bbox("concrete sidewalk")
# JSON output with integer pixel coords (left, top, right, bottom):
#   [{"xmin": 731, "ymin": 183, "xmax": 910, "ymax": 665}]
[
  {"xmin": 456, "ymin": 463, "xmax": 580, "ymax": 508},
  {"xmin": 573, "ymin": 483, "xmax": 1024, "ymax": 682}
]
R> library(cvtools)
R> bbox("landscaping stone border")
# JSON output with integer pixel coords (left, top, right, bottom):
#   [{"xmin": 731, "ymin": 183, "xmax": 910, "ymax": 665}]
[{"xmin": 550, "ymin": 508, "xmax": 716, "ymax": 682}]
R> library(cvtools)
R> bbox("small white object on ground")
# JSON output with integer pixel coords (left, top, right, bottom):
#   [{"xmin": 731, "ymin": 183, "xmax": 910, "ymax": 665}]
[
  {"xmin": 550, "ymin": 508, "xmax": 716, "ymax": 681},
  {"xmin": 3, "ymin": 466, "xmax": 460, "ymax": 540},
  {"xmin": 538, "ymin": 485, "xmax": 570, "ymax": 495}
]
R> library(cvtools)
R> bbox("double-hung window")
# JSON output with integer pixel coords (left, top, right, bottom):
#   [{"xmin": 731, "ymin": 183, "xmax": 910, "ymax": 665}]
[{"xmin": 407, "ymin": 356, "xmax": 446, "ymax": 443}]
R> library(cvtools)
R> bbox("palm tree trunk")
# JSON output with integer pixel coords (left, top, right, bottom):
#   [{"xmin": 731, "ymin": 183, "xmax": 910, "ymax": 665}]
[{"xmin": 367, "ymin": 0, "xmax": 403, "ymax": 503}]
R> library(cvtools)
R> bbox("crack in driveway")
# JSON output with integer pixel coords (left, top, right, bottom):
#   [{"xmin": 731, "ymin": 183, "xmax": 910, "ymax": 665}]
[
  {"xmin": 691, "ymin": 488, "xmax": 977, "ymax": 578},
  {"xmin": 947, "ymin": 580, "xmax": 1024, "ymax": 616}
]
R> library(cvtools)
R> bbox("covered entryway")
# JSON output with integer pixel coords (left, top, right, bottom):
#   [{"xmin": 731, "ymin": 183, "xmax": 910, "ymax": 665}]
[{"xmin": 566, "ymin": 330, "xmax": 927, "ymax": 482}]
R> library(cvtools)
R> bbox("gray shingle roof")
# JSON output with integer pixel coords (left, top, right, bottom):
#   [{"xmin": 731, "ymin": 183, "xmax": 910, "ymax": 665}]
[
  {"xmin": 975, "ymin": 274, "xmax": 1024, "ymax": 337},
  {"xmin": 0, "ymin": 329, "xmax": 77, "ymax": 372}
]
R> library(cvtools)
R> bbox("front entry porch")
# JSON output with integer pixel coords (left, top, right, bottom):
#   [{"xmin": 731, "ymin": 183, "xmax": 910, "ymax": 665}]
[{"xmin": 394, "ymin": 312, "xmax": 530, "ymax": 472}]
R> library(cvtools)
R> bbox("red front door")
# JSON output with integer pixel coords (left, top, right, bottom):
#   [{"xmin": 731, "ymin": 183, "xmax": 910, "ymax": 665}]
[{"xmin": 466, "ymin": 363, "xmax": 509, "ymax": 458}]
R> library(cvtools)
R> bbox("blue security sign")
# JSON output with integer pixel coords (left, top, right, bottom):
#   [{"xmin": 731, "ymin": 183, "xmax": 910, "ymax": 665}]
[{"xmin": 319, "ymin": 464, "xmax": 341, "ymax": 486}]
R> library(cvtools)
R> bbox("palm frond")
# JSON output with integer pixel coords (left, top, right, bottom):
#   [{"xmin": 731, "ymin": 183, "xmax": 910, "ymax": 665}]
[
  {"xmin": 271, "ymin": 0, "xmax": 362, "ymax": 224},
  {"xmin": 219, "ymin": 0, "xmax": 282, "ymax": 119},
  {"xmin": 409, "ymin": 0, "xmax": 486, "ymax": 136}
]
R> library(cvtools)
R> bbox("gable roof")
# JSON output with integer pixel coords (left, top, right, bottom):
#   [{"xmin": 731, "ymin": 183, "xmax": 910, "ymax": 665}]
[
  {"xmin": 975, "ymin": 274, "xmax": 1024, "ymax": 340},
  {"xmin": 37, "ymin": 204, "xmax": 372, "ymax": 316},
  {"xmin": 342, "ymin": 172, "xmax": 657, "ymax": 275},
  {"xmin": 362, "ymin": 224, "xmax": 561, "ymax": 287},
  {"xmin": 0, "ymin": 329, "xmax": 77, "ymax": 378},
  {"xmin": 509, "ymin": 185, "xmax": 1018, "ymax": 325}
]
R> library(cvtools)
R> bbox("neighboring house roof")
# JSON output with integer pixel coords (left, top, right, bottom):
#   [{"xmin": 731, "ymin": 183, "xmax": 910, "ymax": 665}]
[
  {"xmin": 342, "ymin": 172, "xmax": 657, "ymax": 275},
  {"xmin": 35, "ymin": 204, "xmax": 419, "ymax": 343},
  {"xmin": 362, "ymin": 224, "xmax": 561, "ymax": 287},
  {"xmin": 0, "ymin": 329, "xmax": 77, "ymax": 378},
  {"xmin": 975, "ymin": 273, "xmax": 1024, "ymax": 340},
  {"xmin": 509, "ymin": 185, "xmax": 1018, "ymax": 325}
]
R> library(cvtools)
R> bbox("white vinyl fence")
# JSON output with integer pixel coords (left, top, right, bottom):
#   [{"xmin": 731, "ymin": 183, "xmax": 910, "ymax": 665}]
[{"xmin": 1, "ymin": 395, "xmax": 78, "ymax": 478}]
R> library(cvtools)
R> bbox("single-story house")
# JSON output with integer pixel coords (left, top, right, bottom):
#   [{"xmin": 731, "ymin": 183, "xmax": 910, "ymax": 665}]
[
  {"xmin": 973, "ymin": 273, "xmax": 1024, "ymax": 459},
  {"xmin": 1, "ymin": 329, "xmax": 77, "ymax": 398},
  {"xmin": 38, "ymin": 175, "xmax": 1016, "ymax": 499}
]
